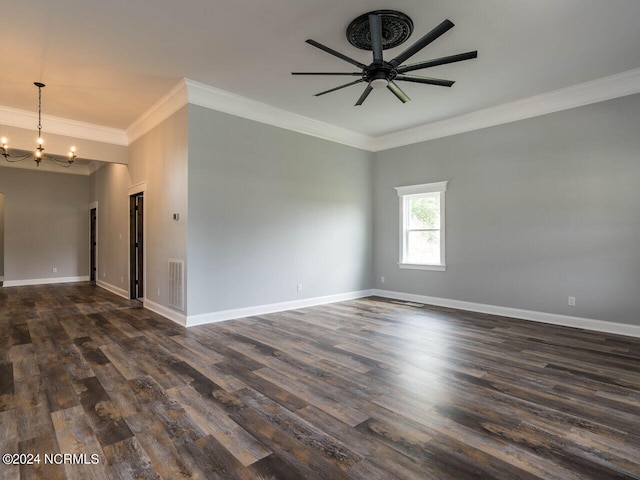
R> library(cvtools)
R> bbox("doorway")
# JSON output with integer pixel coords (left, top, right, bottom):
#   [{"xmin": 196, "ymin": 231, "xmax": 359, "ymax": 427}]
[
  {"xmin": 129, "ymin": 193, "xmax": 144, "ymax": 299},
  {"xmin": 90, "ymin": 207, "xmax": 97, "ymax": 283}
]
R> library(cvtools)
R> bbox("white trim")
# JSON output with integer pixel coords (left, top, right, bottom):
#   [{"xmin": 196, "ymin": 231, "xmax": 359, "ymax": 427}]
[
  {"xmin": 186, "ymin": 289, "xmax": 374, "ymax": 327},
  {"xmin": 0, "ymin": 104, "xmax": 127, "ymax": 146},
  {"xmin": 4, "ymin": 276, "xmax": 90, "ymax": 287},
  {"xmin": 127, "ymin": 181, "xmax": 147, "ymax": 196},
  {"xmin": 96, "ymin": 280, "xmax": 128, "ymax": 299},
  {"xmin": 397, "ymin": 181, "xmax": 447, "ymax": 270},
  {"xmin": 372, "ymin": 67, "xmax": 640, "ymax": 152},
  {"xmin": 395, "ymin": 181, "xmax": 448, "ymax": 196},
  {"xmin": 398, "ymin": 263, "xmax": 446, "ymax": 271},
  {"xmin": 126, "ymin": 80, "xmax": 189, "ymax": 144},
  {"xmin": 373, "ymin": 289, "xmax": 640, "ymax": 339},
  {"xmin": 184, "ymin": 79, "xmax": 371, "ymax": 151},
  {"xmin": 144, "ymin": 299, "xmax": 187, "ymax": 327}
]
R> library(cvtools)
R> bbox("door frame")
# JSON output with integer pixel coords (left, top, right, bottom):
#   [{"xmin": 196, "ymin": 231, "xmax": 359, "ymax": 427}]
[
  {"xmin": 88, "ymin": 201, "xmax": 98, "ymax": 283},
  {"xmin": 127, "ymin": 182, "xmax": 146, "ymax": 300}
]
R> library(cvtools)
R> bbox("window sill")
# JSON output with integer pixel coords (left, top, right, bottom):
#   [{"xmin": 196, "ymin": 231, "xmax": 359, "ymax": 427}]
[{"xmin": 398, "ymin": 263, "xmax": 446, "ymax": 272}]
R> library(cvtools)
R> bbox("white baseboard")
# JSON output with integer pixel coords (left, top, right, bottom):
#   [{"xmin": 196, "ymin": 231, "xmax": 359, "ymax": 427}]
[
  {"xmin": 186, "ymin": 289, "xmax": 374, "ymax": 327},
  {"xmin": 373, "ymin": 289, "xmax": 640, "ymax": 339},
  {"xmin": 96, "ymin": 281, "xmax": 186, "ymax": 327},
  {"xmin": 3, "ymin": 275, "xmax": 90, "ymax": 287},
  {"xmin": 96, "ymin": 280, "xmax": 129, "ymax": 299},
  {"xmin": 144, "ymin": 299, "xmax": 187, "ymax": 327}
]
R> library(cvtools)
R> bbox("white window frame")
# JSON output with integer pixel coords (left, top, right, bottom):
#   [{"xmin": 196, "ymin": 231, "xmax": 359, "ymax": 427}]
[{"xmin": 395, "ymin": 181, "xmax": 448, "ymax": 271}]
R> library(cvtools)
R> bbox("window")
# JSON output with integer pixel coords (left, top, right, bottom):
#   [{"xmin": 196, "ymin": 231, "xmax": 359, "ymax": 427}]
[{"xmin": 395, "ymin": 181, "xmax": 447, "ymax": 271}]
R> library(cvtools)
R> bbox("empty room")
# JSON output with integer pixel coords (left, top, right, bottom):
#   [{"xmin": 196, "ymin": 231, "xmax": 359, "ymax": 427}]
[{"xmin": 1, "ymin": 1, "xmax": 639, "ymax": 479}]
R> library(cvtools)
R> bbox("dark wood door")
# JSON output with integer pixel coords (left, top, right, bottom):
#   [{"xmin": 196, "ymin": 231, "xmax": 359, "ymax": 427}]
[
  {"xmin": 90, "ymin": 208, "xmax": 97, "ymax": 282},
  {"xmin": 129, "ymin": 193, "xmax": 144, "ymax": 299}
]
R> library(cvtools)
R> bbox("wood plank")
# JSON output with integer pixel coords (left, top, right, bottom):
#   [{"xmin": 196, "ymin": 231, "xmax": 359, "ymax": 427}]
[
  {"xmin": 18, "ymin": 434, "xmax": 65, "ymax": 480},
  {"xmin": 0, "ymin": 409, "xmax": 19, "ymax": 480},
  {"xmin": 51, "ymin": 405, "xmax": 110, "ymax": 480},
  {"xmin": 75, "ymin": 376, "xmax": 134, "ymax": 448},
  {"xmin": 102, "ymin": 436, "xmax": 160, "ymax": 480},
  {"xmin": 167, "ymin": 385, "xmax": 271, "ymax": 467}
]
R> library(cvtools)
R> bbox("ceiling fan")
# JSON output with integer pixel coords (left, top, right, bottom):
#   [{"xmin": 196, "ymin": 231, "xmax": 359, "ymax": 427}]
[{"xmin": 292, "ymin": 10, "xmax": 477, "ymax": 106}]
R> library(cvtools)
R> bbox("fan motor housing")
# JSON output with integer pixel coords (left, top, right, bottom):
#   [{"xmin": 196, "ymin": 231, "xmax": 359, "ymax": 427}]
[{"xmin": 363, "ymin": 63, "xmax": 397, "ymax": 84}]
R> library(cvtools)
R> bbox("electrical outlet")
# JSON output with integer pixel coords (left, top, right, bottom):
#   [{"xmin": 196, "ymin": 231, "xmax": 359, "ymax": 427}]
[
  {"xmin": 103, "ymin": 271, "xmax": 106, "ymax": 278},
  {"xmin": 568, "ymin": 296, "xmax": 576, "ymax": 306},
  {"xmin": 52, "ymin": 267, "xmax": 57, "ymax": 273},
  {"xmin": 120, "ymin": 276, "xmax": 124, "ymax": 284},
  {"xmin": 297, "ymin": 283, "xmax": 303, "ymax": 292},
  {"xmin": 380, "ymin": 276, "xmax": 385, "ymax": 284},
  {"xmin": 157, "ymin": 288, "xmax": 161, "ymax": 297}
]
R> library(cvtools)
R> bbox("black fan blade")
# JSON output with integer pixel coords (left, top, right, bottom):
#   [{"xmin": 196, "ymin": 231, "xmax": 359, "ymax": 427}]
[
  {"xmin": 390, "ymin": 19, "xmax": 454, "ymax": 67},
  {"xmin": 395, "ymin": 75, "xmax": 455, "ymax": 87},
  {"xmin": 387, "ymin": 81, "xmax": 410, "ymax": 103},
  {"xmin": 306, "ymin": 39, "xmax": 367, "ymax": 69},
  {"xmin": 397, "ymin": 51, "xmax": 478, "ymax": 74},
  {"xmin": 369, "ymin": 14, "xmax": 383, "ymax": 63},
  {"xmin": 292, "ymin": 72, "xmax": 362, "ymax": 76},
  {"xmin": 355, "ymin": 85, "xmax": 373, "ymax": 106},
  {"xmin": 315, "ymin": 79, "xmax": 364, "ymax": 97}
]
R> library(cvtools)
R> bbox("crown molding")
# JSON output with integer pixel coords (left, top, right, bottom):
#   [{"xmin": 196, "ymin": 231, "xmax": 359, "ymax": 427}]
[
  {"xmin": 372, "ymin": 67, "xmax": 640, "ymax": 152},
  {"xmin": 4, "ymin": 67, "xmax": 639, "ymax": 153},
  {"xmin": 126, "ymin": 79, "xmax": 190, "ymax": 144},
  {"xmin": 184, "ymin": 79, "xmax": 372, "ymax": 150},
  {"xmin": 0, "ymin": 105, "xmax": 127, "ymax": 146}
]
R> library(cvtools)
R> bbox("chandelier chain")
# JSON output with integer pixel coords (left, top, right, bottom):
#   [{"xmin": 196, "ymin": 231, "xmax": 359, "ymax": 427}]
[{"xmin": 37, "ymin": 85, "xmax": 43, "ymax": 133}]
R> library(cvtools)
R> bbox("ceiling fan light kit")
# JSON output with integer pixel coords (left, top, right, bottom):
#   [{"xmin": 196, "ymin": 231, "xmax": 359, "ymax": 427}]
[
  {"xmin": 1, "ymin": 82, "xmax": 78, "ymax": 167},
  {"xmin": 292, "ymin": 10, "xmax": 477, "ymax": 106}
]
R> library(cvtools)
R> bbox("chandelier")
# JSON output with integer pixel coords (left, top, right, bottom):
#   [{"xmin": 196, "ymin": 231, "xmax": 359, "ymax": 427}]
[{"xmin": 1, "ymin": 82, "xmax": 77, "ymax": 167}]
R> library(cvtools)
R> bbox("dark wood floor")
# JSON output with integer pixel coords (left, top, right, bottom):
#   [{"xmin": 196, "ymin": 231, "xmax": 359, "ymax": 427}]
[{"xmin": 1, "ymin": 283, "xmax": 639, "ymax": 479}]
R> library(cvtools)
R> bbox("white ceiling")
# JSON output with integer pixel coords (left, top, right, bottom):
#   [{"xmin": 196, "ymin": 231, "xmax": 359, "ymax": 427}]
[{"xmin": 1, "ymin": 0, "xmax": 639, "ymax": 137}]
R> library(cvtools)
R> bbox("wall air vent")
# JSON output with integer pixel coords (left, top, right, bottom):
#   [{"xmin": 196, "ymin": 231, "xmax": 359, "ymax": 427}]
[{"xmin": 168, "ymin": 259, "xmax": 184, "ymax": 311}]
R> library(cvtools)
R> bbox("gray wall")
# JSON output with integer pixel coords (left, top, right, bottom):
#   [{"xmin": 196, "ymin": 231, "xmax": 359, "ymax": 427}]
[
  {"xmin": 373, "ymin": 94, "xmax": 640, "ymax": 326},
  {"xmin": 0, "ymin": 193, "xmax": 4, "ymax": 277},
  {"xmin": 0, "ymin": 167, "xmax": 90, "ymax": 282},
  {"xmin": 90, "ymin": 106, "xmax": 189, "ymax": 309},
  {"xmin": 89, "ymin": 163, "xmax": 131, "ymax": 291},
  {"xmin": 187, "ymin": 105, "xmax": 373, "ymax": 315}
]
